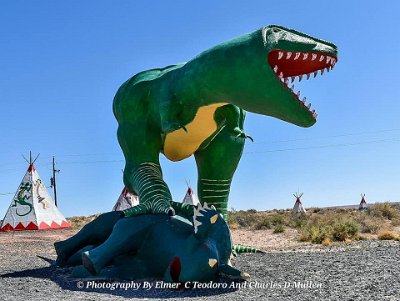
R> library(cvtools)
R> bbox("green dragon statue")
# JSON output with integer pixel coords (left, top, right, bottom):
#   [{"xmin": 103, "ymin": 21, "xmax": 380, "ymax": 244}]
[
  {"xmin": 55, "ymin": 203, "xmax": 249, "ymax": 282},
  {"xmin": 114, "ymin": 25, "xmax": 338, "ymax": 219}
]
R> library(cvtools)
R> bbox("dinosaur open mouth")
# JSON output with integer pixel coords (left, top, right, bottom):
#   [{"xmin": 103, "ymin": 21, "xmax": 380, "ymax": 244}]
[{"xmin": 268, "ymin": 49, "xmax": 337, "ymax": 119}]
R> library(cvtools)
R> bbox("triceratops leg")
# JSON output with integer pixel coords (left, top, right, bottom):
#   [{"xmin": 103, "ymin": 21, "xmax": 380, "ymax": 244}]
[
  {"xmin": 54, "ymin": 211, "xmax": 121, "ymax": 266},
  {"xmin": 194, "ymin": 124, "xmax": 245, "ymax": 220},
  {"xmin": 117, "ymin": 121, "xmax": 174, "ymax": 217},
  {"xmin": 81, "ymin": 216, "xmax": 154, "ymax": 275}
]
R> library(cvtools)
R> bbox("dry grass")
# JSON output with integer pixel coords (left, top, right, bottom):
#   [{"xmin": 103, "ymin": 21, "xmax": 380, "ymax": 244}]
[
  {"xmin": 378, "ymin": 230, "xmax": 396, "ymax": 240},
  {"xmin": 229, "ymin": 202, "xmax": 400, "ymax": 245},
  {"xmin": 67, "ymin": 213, "xmax": 100, "ymax": 230}
]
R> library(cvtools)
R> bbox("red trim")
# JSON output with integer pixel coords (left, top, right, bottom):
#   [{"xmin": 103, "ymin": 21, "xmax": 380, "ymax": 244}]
[
  {"xmin": 0, "ymin": 224, "xmax": 14, "ymax": 232},
  {"xmin": 27, "ymin": 164, "xmax": 35, "ymax": 173},
  {"xmin": 60, "ymin": 220, "xmax": 71, "ymax": 228},
  {"xmin": 38, "ymin": 222, "xmax": 51, "ymax": 229},
  {"xmin": 25, "ymin": 222, "xmax": 39, "ymax": 230},
  {"xmin": 0, "ymin": 220, "xmax": 69, "ymax": 231},
  {"xmin": 15, "ymin": 222, "xmax": 26, "ymax": 230}
]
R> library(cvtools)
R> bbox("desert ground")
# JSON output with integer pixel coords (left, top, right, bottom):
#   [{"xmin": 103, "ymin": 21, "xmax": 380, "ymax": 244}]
[{"xmin": 0, "ymin": 227, "xmax": 399, "ymax": 301}]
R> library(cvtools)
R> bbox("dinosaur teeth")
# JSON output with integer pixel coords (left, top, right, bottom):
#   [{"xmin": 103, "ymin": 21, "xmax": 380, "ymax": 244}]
[
  {"xmin": 313, "ymin": 71, "xmax": 318, "ymax": 78},
  {"xmin": 311, "ymin": 54, "xmax": 317, "ymax": 61},
  {"xmin": 303, "ymin": 53, "xmax": 309, "ymax": 60},
  {"xmin": 302, "ymin": 97, "xmax": 306, "ymax": 104},
  {"xmin": 291, "ymin": 76, "xmax": 295, "ymax": 83},
  {"xmin": 279, "ymin": 72, "xmax": 283, "ymax": 78},
  {"xmin": 326, "ymin": 56, "xmax": 331, "ymax": 64},
  {"xmin": 274, "ymin": 65, "xmax": 278, "ymax": 73},
  {"xmin": 306, "ymin": 73, "xmax": 311, "ymax": 80},
  {"xmin": 294, "ymin": 52, "xmax": 300, "ymax": 60},
  {"xmin": 296, "ymin": 91, "xmax": 301, "ymax": 98},
  {"xmin": 284, "ymin": 78, "xmax": 289, "ymax": 85},
  {"xmin": 319, "ymin": 55, "xmax": 325, "ymax": 62},
  {"xmin": 298, "ymin": 74, "xmax": 303, "ymax": 82},
  {"xmin": 307, "ymin": 103, "xmax": 311, "ymax": 110},
  {"xmin": 320, "ymin": 69, "xmax": 324, "ymax": 76},
  {"xmin": 286, "ymin": 52, "xmax": 292, "ymax": 59},
  {"xmin": 290, "ymin": 84, "xmax": 294, "ymax": 91},
  {"xmin": 278, "ymin": 51, "xmax": 284, "ymax": 60}
]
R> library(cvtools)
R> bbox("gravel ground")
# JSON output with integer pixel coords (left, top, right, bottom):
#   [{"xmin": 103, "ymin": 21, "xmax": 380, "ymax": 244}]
[{"xmin": 0, "ymin": 230, "xmax": 399, "ymax": 301}]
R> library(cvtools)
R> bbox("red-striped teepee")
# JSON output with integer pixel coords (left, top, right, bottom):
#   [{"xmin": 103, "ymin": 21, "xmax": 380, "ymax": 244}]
[
  {"xmin": 0, "ymin": 163, "xmax": 70, "ymax": 232},
  {"xmin": 359, "ymin": 193, "xmax": 368, "ymax": 211},
  {"xmin": 292, "ymin": 192, "xmax": 306, "ymax": 215},
  {"xmin": 112, "ymin": 187, "xmax": 139, "ymax": 211},
  {"xmin": 182, "ymin": 187, "xmax": 200, "ymax": 206}
]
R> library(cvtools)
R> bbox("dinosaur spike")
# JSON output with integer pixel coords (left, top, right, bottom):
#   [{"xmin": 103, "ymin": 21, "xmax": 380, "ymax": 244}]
[
  {"xmin": 195, "ymin": 209, "xmax": 204, "ymax": 217},
  {"xmin": 193, "ymin": 219, "xmax": 202, "ymax": 234}
]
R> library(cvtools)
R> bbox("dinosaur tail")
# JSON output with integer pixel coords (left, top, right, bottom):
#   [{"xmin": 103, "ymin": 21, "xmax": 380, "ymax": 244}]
[{"xmin": 232, "ymin": 244, "xmax": 264, "ymax": 255}]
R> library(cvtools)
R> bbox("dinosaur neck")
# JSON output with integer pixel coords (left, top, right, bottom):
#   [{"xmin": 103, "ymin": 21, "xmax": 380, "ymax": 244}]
[{"xmin": 171, "ymin": 30, "xmax": 265, "ymax": 109}]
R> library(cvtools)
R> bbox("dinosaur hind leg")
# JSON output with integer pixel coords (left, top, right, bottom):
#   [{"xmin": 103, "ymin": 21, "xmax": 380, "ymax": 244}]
[
  {"xmin": 117, "ymin": 122, "xmax": 174, "ymax": 217},
  {"xmin": 194, "ymin": 125, "xmax": 245, "ymax": 220}
]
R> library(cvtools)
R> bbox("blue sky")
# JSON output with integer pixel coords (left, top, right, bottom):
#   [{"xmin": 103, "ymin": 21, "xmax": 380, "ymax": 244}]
[{"xmin": 1, "ymin": 1, "xmax": 400, "ymax": 217}]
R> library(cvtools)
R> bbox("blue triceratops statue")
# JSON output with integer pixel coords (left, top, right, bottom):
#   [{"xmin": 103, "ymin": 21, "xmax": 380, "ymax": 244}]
[{"xmin": 54, "ymin": 203, "xmax": 250, "ymax": 282}]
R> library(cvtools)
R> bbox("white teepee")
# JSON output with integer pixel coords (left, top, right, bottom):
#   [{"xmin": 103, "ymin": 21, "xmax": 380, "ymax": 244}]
[
  {"xmin": 292, "ymin": 192, "xmax": 307, "ymax": 215},
  {"xmin": 0, "ymin": 163, "xmax": 70, "ymax": 232},
  {"xmin": 112, "ymin": 187, "xmax": 139, "ymax": 211},
  {"xmin": 359, "ymin": 193, "xmax": 368, "ymax": 211},
  {"xmin": 182, "ymin": 187, "xmax": 200, "ymax": 206}
]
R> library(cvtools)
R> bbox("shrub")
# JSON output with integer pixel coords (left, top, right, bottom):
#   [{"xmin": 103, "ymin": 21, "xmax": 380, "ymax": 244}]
[
  {"xmin": 378, "ymin": 230, "xmax": 396, "ymax": 240},
  {"xmin": 273, "ymin": 224, "xmax": 285, "ymax": 234},
  {"xmin": 370, "ymin": 203, "xmax": 399, "ymax": 220},
  {"xmin": 321, "ymin": 238, "xmax": 332, "ymax": 246},
  {"xmin": 331, "ymin": 220, "xmax": 359, "ymax": 241},
  {"xmin": 255, "ymin": 218, "xmax": 272, "ymax": 230},
  {"xmin": 299, "ymin": 225, "xmax": 331, "ymax": 244},
  {"xmin": 359, "ymin": 217, "xmax": 382, "ymax": 234},
  {"xmin": 270, "ymin": 214, "xmax": 285, "ymax": 225}
]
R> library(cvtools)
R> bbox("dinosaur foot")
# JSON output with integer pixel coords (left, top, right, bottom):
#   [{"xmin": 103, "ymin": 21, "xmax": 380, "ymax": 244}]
[
  {"xmin": 81, "ymin": 251, "xmax": 99, "ymax": 275},
  {"xmin": 54, "ymin": 241, "xmax": 70, "ymax": 266}
]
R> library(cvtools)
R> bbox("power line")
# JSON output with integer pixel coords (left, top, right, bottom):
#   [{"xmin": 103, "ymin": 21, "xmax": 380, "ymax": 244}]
[
  {"xmin": 251, "ymin": 128, "xmax": 400, "ymax": 145},
  {"xmin": 245, "ymin": 138, "xmax": 400, "ymax": 154}
]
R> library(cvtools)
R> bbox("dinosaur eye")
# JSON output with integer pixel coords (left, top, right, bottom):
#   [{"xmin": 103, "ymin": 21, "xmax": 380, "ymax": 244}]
[{"xmin": 272, "ymin": 28, "xmax": 281, "ymax": 33}]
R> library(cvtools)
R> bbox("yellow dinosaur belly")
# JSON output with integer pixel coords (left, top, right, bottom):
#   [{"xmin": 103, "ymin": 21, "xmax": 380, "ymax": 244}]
[{"xmin": 164, "ymin": 103, "xmax": 227, "ymax": 161}]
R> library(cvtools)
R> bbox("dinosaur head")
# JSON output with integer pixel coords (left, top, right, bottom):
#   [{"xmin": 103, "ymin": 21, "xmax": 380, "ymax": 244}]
[
  {"xmin": 163, "ymin": 203, "xmax": 236, "ymax": 283},
  {"xmin": 194, "ymin": 25, "xmax": 338, "ymax": 127},
  {"xmin": 261, "ymin": 25, "xmax": 338, "ymax": 127}
]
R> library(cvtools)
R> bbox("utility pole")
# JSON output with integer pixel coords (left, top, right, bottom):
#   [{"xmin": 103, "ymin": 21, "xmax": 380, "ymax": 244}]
[{"xmin": 51, "ymin": 156, "xmax": 60, "ymax": 207}]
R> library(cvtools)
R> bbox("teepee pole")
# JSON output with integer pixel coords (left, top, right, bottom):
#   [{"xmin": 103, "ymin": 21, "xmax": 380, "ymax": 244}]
[{"xmin": 52, "ymin": 156, "xmax": 59, "ymax": 207}]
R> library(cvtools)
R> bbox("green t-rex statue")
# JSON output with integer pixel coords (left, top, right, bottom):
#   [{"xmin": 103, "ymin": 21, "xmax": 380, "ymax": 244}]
[
  {"xmin": 55, "ymin": 204, "xmax": 249, "ymax": 282},
  {"xmin": 114, "ymin": 25, "xmax": 337, "ymax": 219}
]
